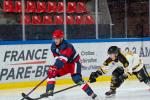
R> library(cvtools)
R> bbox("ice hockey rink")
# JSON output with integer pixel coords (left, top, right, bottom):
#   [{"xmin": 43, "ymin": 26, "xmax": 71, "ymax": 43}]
[{"xmin": 0, "ymin": 80, "xmax": 150, "ymax": 100}]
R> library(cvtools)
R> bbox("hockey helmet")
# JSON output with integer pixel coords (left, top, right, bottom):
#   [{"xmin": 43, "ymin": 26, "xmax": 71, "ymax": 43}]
[
  {"xmin": 107, "ymin": 46, "xmax": 120, "ymax": 55},
  {"xmin": 52, "ymin": 29, "xmax": 64, "ymax": 38}
]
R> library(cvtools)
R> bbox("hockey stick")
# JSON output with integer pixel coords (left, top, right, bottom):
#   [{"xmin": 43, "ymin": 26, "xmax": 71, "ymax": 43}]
[
  {"xmin": 143, "ymin": 65, "xmax": 150, "ymax": 78},
  {"xmin": 22, "ymin": 84, "xmax": 79, "ymax": 100},
  {"xmin": 21, "ymin": 76, "xmax": 48, "ymax": 100},
  {"xmin": 21, "ymin": 80, "xmax": 92, "ymax": 100}
]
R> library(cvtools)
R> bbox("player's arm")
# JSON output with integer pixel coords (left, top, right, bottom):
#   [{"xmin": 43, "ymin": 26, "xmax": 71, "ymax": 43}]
[
  {"xmin": 120, "ymin": 52, "xmax": 133, "ymax": 76},
  {"xmin": 89, "ymin": 58, "xmax": 112, "ymax": 83},
  {"xmin": 47, "ymin": 46, "xmax": 60, "ymax": 79},
  {"xmin": 54, "ymin": 47, "xmax": 73, "ymax": 69},
  {"xmin": 118, "ymin": 52, "xmax": 134, "ymax": 80},
  {"xmin": 48, "ymin": 46, "xmax": 73, "ymax": 78},
  {"xmin": 124, "ymin": 53, "xmax": 143, "ymax": 78},
  {"xmin": 89, "ymin": 66, "xmax": 108, "ymax": 83}
]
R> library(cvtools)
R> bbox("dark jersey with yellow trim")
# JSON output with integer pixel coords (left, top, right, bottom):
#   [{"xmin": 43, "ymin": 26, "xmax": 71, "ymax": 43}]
[{"xmin": 103, "ymin": 53, "xmax": 129, "ymax": 68}]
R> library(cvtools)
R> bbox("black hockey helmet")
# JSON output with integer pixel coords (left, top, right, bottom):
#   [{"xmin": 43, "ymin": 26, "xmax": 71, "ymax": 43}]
[{"xmin": 107, "ymin": 46, "xmax": 120, "ymax": 55}]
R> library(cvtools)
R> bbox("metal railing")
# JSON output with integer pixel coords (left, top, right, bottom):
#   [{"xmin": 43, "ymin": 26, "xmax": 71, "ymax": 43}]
[{"xmin": 0, "ymin": 0, "xmax": 149, "ymax": 41}]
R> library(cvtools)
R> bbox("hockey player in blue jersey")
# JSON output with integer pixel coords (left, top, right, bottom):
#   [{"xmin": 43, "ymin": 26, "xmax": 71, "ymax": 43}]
[{"xmin": 42, "ymin": 29, "xmax": 97, "ymax": 100}]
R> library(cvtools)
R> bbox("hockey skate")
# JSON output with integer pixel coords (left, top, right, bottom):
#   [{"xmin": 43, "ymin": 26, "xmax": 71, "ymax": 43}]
[
  {"xmin": 105, "ymin": 89, "xmax": 116, "ymax": 97},
  {"xmin": 92, "ymin": 93, "xmax": 98, "ymax": 100},
  {"xmin": 40, "ymin": 91, "xmax": 54, "ymax": 100}
]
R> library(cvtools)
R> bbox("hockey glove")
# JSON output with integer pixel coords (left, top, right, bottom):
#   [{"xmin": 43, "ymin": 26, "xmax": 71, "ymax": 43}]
[
  {"xmin": 89, "ymin": 70, "xmax": 102, "ymax": 83},
  {"xmin": 48, "ymin": 66, "xmax": 58, "ymax": 78}
]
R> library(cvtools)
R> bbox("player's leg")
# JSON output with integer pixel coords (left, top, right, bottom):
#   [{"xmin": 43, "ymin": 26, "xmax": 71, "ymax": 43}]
[
  {"xmin": 42, "ymin": 66, "xmax": 69, "ymax": 100},
  {"xmin": 105, "ymin": 67, "xmax": 125, "ymax": 96},
  {"xmin": 46, "ymin": 78, "xmax": 56, "ymax": 94},
  {"xmin": 41, "ymin": 77, "xmax": 56, "ymax": 100},
  {"xmin": 70, "ymin": 62, "xmax": 97, "ymax": 99},
  {"xmin": 133, "ymin": 65, "xmax": 150, "ymax": 86}
]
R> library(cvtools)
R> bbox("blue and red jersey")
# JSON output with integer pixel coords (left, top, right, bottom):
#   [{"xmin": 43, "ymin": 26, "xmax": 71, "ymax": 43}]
[{"xmin": 51, "ymin": 40, "xmax": 80, "ymax": 69}]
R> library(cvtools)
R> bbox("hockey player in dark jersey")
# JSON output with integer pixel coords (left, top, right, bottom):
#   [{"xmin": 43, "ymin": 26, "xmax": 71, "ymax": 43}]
[
  {"xmin": 89, "ymin": 46, "xmax": 150, "ymax": 97},
  {"xmin": 42, "ymin": 29, "xmax": 97, "ymax": 100}
]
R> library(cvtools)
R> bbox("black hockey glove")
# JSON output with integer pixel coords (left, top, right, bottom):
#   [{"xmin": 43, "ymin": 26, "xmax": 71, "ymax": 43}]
[{"xmin": 89, "ymin": 70, "xmax": 102, "ymax": 83}]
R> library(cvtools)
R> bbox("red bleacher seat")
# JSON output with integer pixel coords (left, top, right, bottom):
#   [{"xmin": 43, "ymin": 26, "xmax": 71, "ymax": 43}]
[
  {"xmin": 3, "ymin": 0, "xmax": 14, "ymax": 12},
  {"xmin": 67, "ymin": 2, "xmax": 76, "ymax": 13},
  {"xmin": 15, "ymin": 1, "xmax": 22, "ymax": 12},
  {"xmin": 58, "ymin": 2, "xmax": 64, "ymax": 13},
  {"xmin": 66, "ymin": 16, "xmax": 74, "ymax": 24},
  {"xmin": 32, "ymin": 15, "xmax": 42, "ymax": 24},
  {"xmin": 37, "ymin": 1, "xmax": 46, "ymax": 13},
  {"xmin": 20, "ymin": 15, "xmax": 31, "ymax": 24},
  {"xmin": 47, "ymin": 2, "xmax": 57, "ymax": 13},
  {"xmin": 43, "ymin": 15, "xmax": 53, "ymax": 24},
  {"xmin": 85, "ymin": 15, "xmax": 95, "ymax": 24},
  {"xmin": 54, "ymin": 15, "xmax": 63, "ymax": 24},
  {"xmin": 75, "ymin": 15, "xmax": 84, "ymax": 24},
  {"xmin": 26, "ymin": 1, "xmax": 36, "ymax": 13},
  {"xmin": 77, "ymin": 2, "xmax": 87, "ymax": 13}
]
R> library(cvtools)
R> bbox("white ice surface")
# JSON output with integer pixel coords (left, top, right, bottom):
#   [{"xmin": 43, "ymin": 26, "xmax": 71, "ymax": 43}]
[{"xmin": 0, "ymin": 80, "xmax": 150, "ymax": 100}]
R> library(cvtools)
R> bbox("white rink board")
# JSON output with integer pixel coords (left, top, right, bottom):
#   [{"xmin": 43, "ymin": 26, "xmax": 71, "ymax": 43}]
[{"xmin": 0, "ymin": 40, "xmax": 150, "ymax": 83}]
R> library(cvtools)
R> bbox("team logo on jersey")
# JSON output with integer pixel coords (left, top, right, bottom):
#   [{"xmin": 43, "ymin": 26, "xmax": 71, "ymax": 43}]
[{"xmin": 56, "ymin": 48, "xmax": 60, "ymax": 55}]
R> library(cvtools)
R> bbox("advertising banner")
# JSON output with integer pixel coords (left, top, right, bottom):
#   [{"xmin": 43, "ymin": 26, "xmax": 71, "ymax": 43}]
[{"xmin": 0, "ymin": 40, "xmax": 150, "ymax": 83}]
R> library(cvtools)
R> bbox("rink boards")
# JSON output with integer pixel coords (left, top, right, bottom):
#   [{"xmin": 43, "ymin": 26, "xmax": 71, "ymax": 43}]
[{"xmin": 0, "ymin": 38, "xmax": 150, "ymax": 90}]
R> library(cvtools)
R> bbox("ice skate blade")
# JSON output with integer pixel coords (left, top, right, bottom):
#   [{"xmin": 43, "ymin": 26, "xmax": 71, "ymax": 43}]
[
  {"xmin": 40, "ymin": 96, "xmax": 53, "ymax": 100},
  {"xmin": 105, "ymin": 94, "xmax": 116, "ymax": 98}
]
